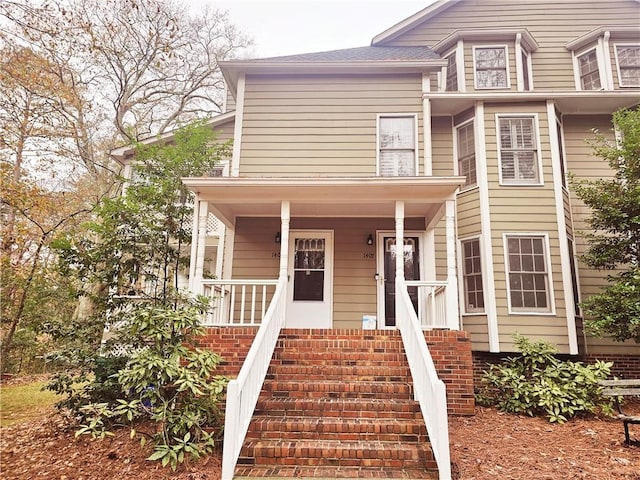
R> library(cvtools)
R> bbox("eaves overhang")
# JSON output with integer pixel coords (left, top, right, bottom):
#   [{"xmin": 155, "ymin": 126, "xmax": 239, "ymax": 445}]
[
  {"xmin": 221, "ymin": 59, "xmax": 447, "ymax": 98},
  {"xmin": 426, "ymin": 91, "xmax": 640, "ymax": 116},
  {"xmin": 182, "ymin": 176, "xmax": 465, "ymax": 227},
  {"xmin": 432, "ymin": 28, "xmax": 540, "ymax": 54},
  {"xmin": 109, "ymin": 111, "xmax": 236, "ymax": 164},
  {"xmin": 566, "ymin": 25, "xmax": 640, "ymax": 51}
]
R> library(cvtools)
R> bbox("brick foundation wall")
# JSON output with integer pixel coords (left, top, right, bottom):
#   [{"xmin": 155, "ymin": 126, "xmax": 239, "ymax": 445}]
[
  {"xmin": 199, "ymin": 327, "xmax": 475, "ymax": 416},
  {"xmin": 472, "ymin": 351, "xmax": 640, "ymax": 388}
]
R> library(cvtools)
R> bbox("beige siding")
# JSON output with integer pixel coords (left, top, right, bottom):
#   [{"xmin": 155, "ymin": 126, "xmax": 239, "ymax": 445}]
[
  {"xmin": 482, "ymin": 102, "xmax": 571, "ymax": 352},
  {"xmin": 462, "ymin": 317, "xmax": 490, "ymax": 351},
  {"xmin": 225, "ymin": 86, "xmax": 236, "ymax": 113},
  {"xmin": 432, "ymin": 116, "xmax": 454, "ymax": 175},
  {"xmin": 239, "ymin": 74, "xmax": 424, "ymax": 177},
  {"xmin": 232, "ymin": 217, "xmax": 425, "ymax": 329},
  {"xmin": 212, "ymin": 119, "xmax": 235, "ymax": 144},
  {"xmin": 457, "ymin": 188, "xmax": 481, "ymax": 238},
  {"xmin": 385, "ymin": 0, "xmax": 640, "ymax": 91},
  {"xmin": 563, "ymin": 114, "xmax": 637, "ymax": 355}
]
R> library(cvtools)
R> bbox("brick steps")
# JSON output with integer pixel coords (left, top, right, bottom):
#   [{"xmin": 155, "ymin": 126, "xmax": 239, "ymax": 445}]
[
  {"xmin": 236, "ymin": 329, "xmax": 438, "ymax": 478},
  {"xmin": 245, "ymin": 416, "xmax": 428, "ymax": 442}
]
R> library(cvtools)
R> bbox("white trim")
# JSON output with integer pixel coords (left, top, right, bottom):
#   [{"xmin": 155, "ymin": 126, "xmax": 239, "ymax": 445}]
[
  {"xmin": 422, "ymin": 75, "xmax": 432, "ymax": 176},
  {"xmin": 502, "ymin": 232, "xmax": 556, "ymax": 316},
  {"xmin": 601, "ymin": 32, "xmax": 615, "ymax": 90},
  {"xmin": 376, "ymin": 113, "xmax": 420, "ymax": 177},
  {"xmin": 495, "ymin": 113, "xmax": 544, "ymax": 186},
  {"xmin": 547, "ymin": 101, "xmax": 578, "ymax": 354},
  {"xmin": 613, "ymin": 43, "xmax": 640, "ymax": 87},
  {"xmin": 456, "ymin": 40, "xmax": 466, "ymax": 92},
  {"xmin": 188, "ymin": 196, "xmax": 201, "ymax": 292},
  {"xmin": 445, "ymin": 199, "xmax": 460, "ymax": 330},
  {"xmin": 230, "ymin": 74, "xmax": 245, "ymax": 177},
  {"xmin": 515, "ymin": 34, "xmax": 524, "ymax": 92},
  {"xmin": 458, "ymin": 235, "xmax": 486, "ymax": 316},
  {"xmin": 441, "ymin": 48, "xmax": 457, "ymax": 92},
  {"xmin": 434, "ymin": 28, "xmax": 539, "ymax": 54},
  {"xmin": 475, "ymin": 102, "xmax": 499, "ymax": 352},
  {"xmin": 222, "ymin": 224, "xmax": 235, "ymax": 280},
  {"xmin": 473, "ymin": 44, "xmax": 511, "ymax": 90}
]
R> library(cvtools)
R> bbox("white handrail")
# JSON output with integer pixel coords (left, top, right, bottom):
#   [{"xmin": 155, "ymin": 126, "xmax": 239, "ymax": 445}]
[
  {"xmin": 397, "ymin": 278, "xmax": 451, "ymax": 480},
  {"xmin": 220, "ymin": 276, "xmax": 287, "ymax": 480},
  {"xmin": 406, "ymin": 281, "xmax": 447, "ymax": 328},
  {"xmin": 201, "ymin": 279, "xmax": 279, "ymax": 326}
]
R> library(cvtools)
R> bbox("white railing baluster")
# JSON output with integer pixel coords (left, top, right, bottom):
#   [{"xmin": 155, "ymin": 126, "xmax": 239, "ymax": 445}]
[
  {"xmin": 200, "ymin": 280, "xmax": 279, "ymax": 326},
  {"xmin": 250, "ymin": 286, "xmax": 257, "ymax": 324},
  {"xmin": 239, "ymin": 284, "xmax": 246, "ymax": 324},
  {"xmin": 261, "ymin": 285, "xmax": 267, "ymax": 319}
]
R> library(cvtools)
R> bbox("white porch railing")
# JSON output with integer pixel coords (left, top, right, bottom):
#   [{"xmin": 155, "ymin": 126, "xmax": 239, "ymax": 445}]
[
  {"xmin": 406, "ymin": 281, "xmax": 447, "ymax": 329},
  {"xmin": 201, "ymin": 279, "xmax": 279, "ymax": 326},
  {"xmin": 397, "ymin": 278, "xmax": 451, "ymax": 480},
  {"xmin": 220, "ymin": 276, "xmax": 287, "ymax": 480}
]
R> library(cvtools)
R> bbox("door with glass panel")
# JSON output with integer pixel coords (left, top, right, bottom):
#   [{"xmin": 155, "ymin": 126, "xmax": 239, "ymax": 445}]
[{"xmin": 286, "ymin": 231, "xmax": 333, "ymax": 328}]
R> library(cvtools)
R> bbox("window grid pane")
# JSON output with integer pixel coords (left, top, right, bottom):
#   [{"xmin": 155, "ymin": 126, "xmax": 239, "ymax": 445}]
[
  {"xmin": 457, "ymin": 123, "xmax": 477, "ymax": 187},
  {"xmin": 507, "ymin": 236, "xmax": 549, "ymax": 311},
  {"xmin": 578, "ymin": 50, "xmax": 602, "ymax": 90},
  {"xmin": 446, "ymin": 54, "xmax": 457, "ymax": 91},
  {"xmin": 616, "ymin": 45, "xmax": 640, "ymax": 86},
  {"xmin": 462, "ymin": 239, "xmax": 484, "ymax": 312},
  {"xmin": 499, "ymin": 117, "xmax": 539, "ymax": 183},
  {"xmin": 475, "ymin": 47, "xmax": 508, "ymax": 88},
  {"xmin": 379, "ymin": 116, "xmax": 416, "ymax": 176}
]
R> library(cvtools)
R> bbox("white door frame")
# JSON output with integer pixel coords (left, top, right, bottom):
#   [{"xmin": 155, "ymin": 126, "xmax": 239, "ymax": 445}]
[
  {"xmin": 286, "ymin": 229, "xmax": 334, "ymax": 328},
  {"xmin": 376, "ymin": 230, "xmax": 425, "ymax": 329}
]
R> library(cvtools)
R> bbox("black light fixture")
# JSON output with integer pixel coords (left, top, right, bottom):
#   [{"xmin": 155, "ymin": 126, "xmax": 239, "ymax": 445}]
[
  {"xmin": 367, "ymin": 234, "xmax": 374, "ymax": 246},
  {"xmin": 275, "ymin": 231, "xmax": 281, "ymax": 244}
]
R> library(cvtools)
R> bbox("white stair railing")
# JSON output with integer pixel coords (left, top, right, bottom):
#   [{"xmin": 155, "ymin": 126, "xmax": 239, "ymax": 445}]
[
  {"xmin": 396, "ymin": 278, "xmax": 451, "ymax": 480},
  {"xmin": 220, "ymin": 276, "xmax": 287, "ymax": 480},
  {"xmin": 201, "ymin": 279, "xmax": 279, "ymax": 326},
  {"xmin": 405, "ymin": 281, "xmax": 447, "ymax": 328}
]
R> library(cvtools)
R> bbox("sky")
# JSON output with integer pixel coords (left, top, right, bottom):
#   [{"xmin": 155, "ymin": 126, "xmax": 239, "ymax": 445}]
[{"xmin": 192, "ymin": 0, "xmax": 435, "ymax": 58}]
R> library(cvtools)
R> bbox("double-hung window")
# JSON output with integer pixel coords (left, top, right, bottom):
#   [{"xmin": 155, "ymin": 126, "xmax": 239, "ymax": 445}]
[
  {"xmin": 615, "ymin": 44, "xmax": 640, "ymax": 87},
  {"xmin": 461, "ymin": 238, "xmax": 484, "ymax": 313},
  {"xmin": 497, "ymin": 116, "xmax": 541, "ymax": 185},
  {"xmin": 576, "ymin": 48, "xmax": 602, "ymax": 90},
  {"xmin": 474, "ymin": 46, "xmax": 509, "ymax": 89},
  {"xmin": 456, "ymin": 121, "xmax": 476, "ymax": 188},
  {"xmin": 378, "ymin": 115, "xmax": 417, "ymax": 176},
  {"xmin": 505, "ymin": 235, "xmax": 552, "ymax": 313},
  {"xmin": 445, "ymin": 52, "xmax": 458, "ymax": 91}
]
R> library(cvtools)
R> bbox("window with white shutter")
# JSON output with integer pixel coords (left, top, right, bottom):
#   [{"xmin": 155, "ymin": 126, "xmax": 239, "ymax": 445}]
[
  {"xmin": 378, "ymin": 116, "xmax": 417, "ymax": 176},
  {"xmin": 497, "ymin": 116, "xmax": 541, "ymax": 185}
]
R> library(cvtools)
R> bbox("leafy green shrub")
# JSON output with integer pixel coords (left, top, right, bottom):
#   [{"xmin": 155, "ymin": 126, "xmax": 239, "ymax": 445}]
[
  {"xmin": 477, "ymin": 334, "xmax": 614, "ymax": 423},
  {"xmin": 75, "ymin": 298, "xmax": 228, "ymax": 470}
]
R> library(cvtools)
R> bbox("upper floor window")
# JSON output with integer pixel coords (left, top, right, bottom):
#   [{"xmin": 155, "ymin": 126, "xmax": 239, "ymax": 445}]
[
  {"xmin": 461, "ymin": 238, "xmax": 484, "ymax": 314},
  {"xmin": 456, "ymin": 121, "xmax": 476, "ymax": 188},
  {"xmin": 615, "ymin": 44, "xmax": 640, "ymax": 87},
  {"xmin": 378, "ymin": 115, "xmax": 417, "ymax": 176},
  {"xmin": 504, "ymin": 234, "xmax": 552, "ymax": 314},
  {"xmin": 474, "ymin": 46, "xmax": 509, "ymax": 89},
  {"xmin": 445, "ymin": 52, "xmax": 458, "ymax": 91},
  {"xmin": 576, "ymin": 48, "xmax": 602, "ymax": 90},
  {"xmin": 497, "ymin": 115, "xmax": 542, "ymax": 185}
]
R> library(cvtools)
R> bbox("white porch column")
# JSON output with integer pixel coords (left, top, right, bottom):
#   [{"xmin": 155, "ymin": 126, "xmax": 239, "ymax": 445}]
[
  {"xmin": 279, "ymin": 201, "xmax": 291, "ymax": 280},
  {"xmin": 421, "ymin": 74, "xmax": 432, "ymax": 176},
  {"xmin": 193, "ymin": 200, "xmax": 209, "ymax": 295},
  {"xmin": 395, "ymin": 201, "xmax": 405, "ymax": 322},
  {"xmin": 445, "ymin": 199, "xmax": 460, "ymax": 330},
  {"xmin": 188, "ymin": 195, "xmax": 201, "ymax": 292}
]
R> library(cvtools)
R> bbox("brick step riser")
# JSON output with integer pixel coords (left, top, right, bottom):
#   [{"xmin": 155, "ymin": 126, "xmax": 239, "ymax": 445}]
[
  {"xmin": 267, "ymin": 365, "xmax": 411, "ymax": 377},
  {"xmin": 264, "ymin": 380, "xmax": 412, "ymax": 394},
  {"xmin": 234, "ymin": 466, "xmax": 438, "ymax": 479},
  {"xmin": 253, "ymin": 404, "xmax": 422, "ymax": 420},
  {"xmin": 274, "ymin": 342, "xmax": 405, "ymax": 350},
  {"xmin": 271, "ymin": 354, "xmax": 409, "ymax": 364},
  {"xmin": 239, "ymin": 444, "xmax": 435, "ymax": 470},
  {"xmin": 245, "ymin": 431, "xmax": 429, "ymax": 443},
  {"xmin": 266, "ymin": 374, "xmax": 410, "ymax": 383}
]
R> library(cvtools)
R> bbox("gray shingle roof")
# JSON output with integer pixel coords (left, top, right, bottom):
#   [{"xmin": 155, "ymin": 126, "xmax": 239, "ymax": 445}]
[{"xmin": 252, "ymin": 45, "xmax": 440, "ymax": 63}]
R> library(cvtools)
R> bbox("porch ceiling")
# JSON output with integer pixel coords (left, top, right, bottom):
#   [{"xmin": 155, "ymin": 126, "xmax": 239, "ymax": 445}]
[{"xmin": 182, "ymin": 176, "xmax": 465, "ymax": 226}]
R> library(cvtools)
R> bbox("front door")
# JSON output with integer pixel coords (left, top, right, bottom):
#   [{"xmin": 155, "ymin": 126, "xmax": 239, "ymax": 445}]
[
  {"xmin": 379, "ymin": 235, "xmax": 420, "ymax": 327},
  {"xmin": 286, "ymin": 230, "xmax": 333, "ymax": 328}
]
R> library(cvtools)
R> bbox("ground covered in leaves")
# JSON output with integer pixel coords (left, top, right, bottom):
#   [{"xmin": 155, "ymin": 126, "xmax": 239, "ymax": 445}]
[{"xmin": 0, "ymin": 382, "xmax": 638, "ymax": 479}]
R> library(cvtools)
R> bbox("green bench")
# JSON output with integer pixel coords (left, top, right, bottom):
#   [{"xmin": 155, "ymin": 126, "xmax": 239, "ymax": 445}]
[{"xmin": 599, "ymin": 379, "xmax": 640, "ymax": 446}]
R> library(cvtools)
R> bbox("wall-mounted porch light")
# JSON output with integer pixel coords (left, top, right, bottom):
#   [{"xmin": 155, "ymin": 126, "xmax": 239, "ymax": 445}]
[
  {"xmin": 275, "ymin": 231, "xmax": 281, "ymax": 244},
  {"xmin": 367, "ymin": 234, "xmax": 374, "ymax": 246}
]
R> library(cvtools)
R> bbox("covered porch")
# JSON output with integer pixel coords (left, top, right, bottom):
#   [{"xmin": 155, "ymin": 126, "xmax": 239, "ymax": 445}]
[{"xmin": 183, "ymin": 176, "xmax": 465, "ymax": 331}]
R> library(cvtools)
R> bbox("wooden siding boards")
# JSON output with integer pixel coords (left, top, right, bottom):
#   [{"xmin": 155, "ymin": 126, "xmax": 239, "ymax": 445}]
[
  {"xmin": 239, "ymin": 74, "xmax": 424, "ymax": 177},
  {"xmin": 383, "ymin": 0, "xmax": 640, "ymax": 91}
]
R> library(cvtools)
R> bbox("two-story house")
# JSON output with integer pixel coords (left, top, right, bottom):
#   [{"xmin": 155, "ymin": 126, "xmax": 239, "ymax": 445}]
[{"xmin": 112, "ymin": 1, "xmax": 640, "ymax": 479}]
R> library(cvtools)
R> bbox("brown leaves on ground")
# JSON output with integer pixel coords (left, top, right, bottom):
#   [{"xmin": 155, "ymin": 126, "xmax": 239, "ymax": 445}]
[
  {"xmin": 449, "ymin": 402, "xmax": 640, "ymax": 480},
  {"xmin": 0, "ymin": 401, "xmax": 638, "ymax": 479}
]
